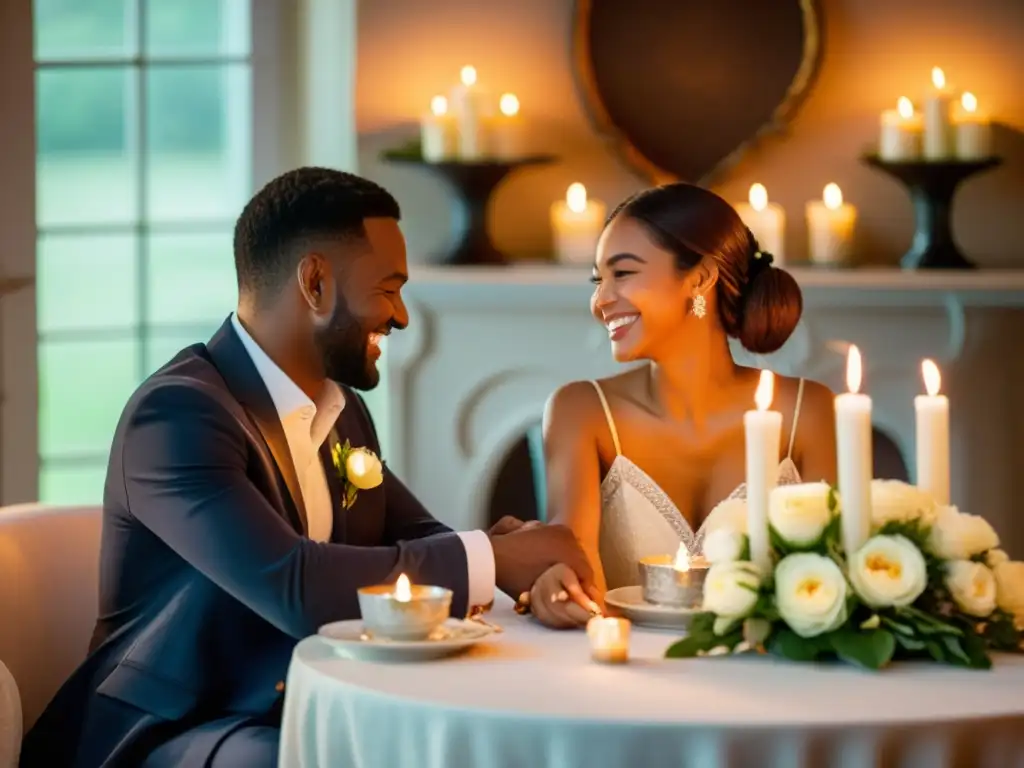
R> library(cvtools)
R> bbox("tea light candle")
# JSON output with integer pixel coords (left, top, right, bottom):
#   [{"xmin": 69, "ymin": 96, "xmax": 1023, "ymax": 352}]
[
  {"xmin": 879, "ymin": 97, "xmax": 923, "ymax": 161},
  {"xmin": 550, "ymin": 182, "xmax": 606, "ymax": 264},
  {"xmin": 806, "ymin": 183, "xmax": 856, "ymax": 267},
  {"xmin": 420, "ymin": 95, "xmax": 457, "ymax": 162},
  {"xmin": 356, "ymin": 574, "xmax": 453, "ymax": 641},
  {"xmin": 923, "ymin": 67, "xmax": 955, "ymax": 160},
  {"xmin": 451, "ymin": 65, "xmax": 488, "ymax": 159},
  {"xmin": 587, "ymin": 616, "xmax": 630, "ymax": 664},
  {"xmin": 639, "ymin": 544, "xmax": 709, "ymax": 607},
  {"xmin": 491, "ymin": 92, "xmax": 525, "ymax": 160},
  {"xmin": 734, "ymin": 184, "xmax": 785, "ymax": 264},
  {"xmin": 835, "ymin": 345, "xmax": 872, "ymax": 556},
  {"xmin": 915, "ymin": 359, "xmax": 950, "ymax": 505},
  {"xmin": 744, "ymin": 370, "xmax": 782, "ymax": 572},
  {"xmin": 953, "ymin": 92, "xmax": 992, "ymax": 161}
]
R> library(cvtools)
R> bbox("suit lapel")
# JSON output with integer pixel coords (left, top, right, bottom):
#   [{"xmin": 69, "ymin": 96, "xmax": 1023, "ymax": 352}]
[
  {"xmin": 206, "ymin": 317, "xmax": 308, "ymax": 535},
  {"xmin": 321, "ymin": 426, "xmax": 348, "ymax": 543}
]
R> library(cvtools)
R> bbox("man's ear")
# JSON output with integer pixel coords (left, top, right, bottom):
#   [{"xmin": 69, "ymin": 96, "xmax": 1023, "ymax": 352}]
[{"xmin": 296, "ymin": 253, "xmax": 336, "ymax": 322}]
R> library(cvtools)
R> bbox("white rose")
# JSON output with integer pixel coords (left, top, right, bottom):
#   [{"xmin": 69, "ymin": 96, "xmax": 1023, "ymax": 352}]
[
  {"xmin": 944, "ymin": 560, "xmax": 997, "ymax": 617},
  {"xmin": 987, "ymin": 549, "xmax": 1010, "ymax": 568},
  {"xmin": 774, "ymin": 553, "xmax": 849, "ymax": 638},
  {"xmin": 345, "ymin": 448, "xmax": 384, "ymax": 490},
  {"xmin": 702, "ymin": 561, "xmax": 761, "ymax": 619},
  {"xmin": 927, "ymin": 506, "xmax": 1000, "ymax": 560},
  {"xmin": 870, "ymin": 480, "xmax": 937, "ymax": 528},
  {"xmin": 848, "ymin": 534, "xmax": 928, "ymax": 608},
  {"xmin": 993, "ymin": 561, "xmax": 1024, "ymax": 619},
  {"xmin": 768, "ymin": 482, "xmax": 833, "ymax": 547},
  {"xmin": 703, "ymin": 498, "xmax": 747, "ymax": 535},
  {"xmin": 702, "ymin": 528, "xmax": 746, "ymax": 564}
]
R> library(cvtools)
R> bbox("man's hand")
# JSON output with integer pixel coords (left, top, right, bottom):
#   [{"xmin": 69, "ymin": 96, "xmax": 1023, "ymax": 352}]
[
  {"xmin": 488, "ymin": 515, "xmax": 543, "ymax": 536},
  {"xmin": 489, "ymin": 522, "xmax": 594, "ymax": 600}
]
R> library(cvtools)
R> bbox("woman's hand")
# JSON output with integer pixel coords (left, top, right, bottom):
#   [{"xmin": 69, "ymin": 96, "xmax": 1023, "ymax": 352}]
[{"xmin": 527, "ymin": 563, "xmax": 604, "ymax": 629}]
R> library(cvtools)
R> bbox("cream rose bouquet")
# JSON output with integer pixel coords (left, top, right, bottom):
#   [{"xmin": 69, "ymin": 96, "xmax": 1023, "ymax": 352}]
[{"xmin": 666, "ymin": 480, "xmax": 1024, "ymax": 670}]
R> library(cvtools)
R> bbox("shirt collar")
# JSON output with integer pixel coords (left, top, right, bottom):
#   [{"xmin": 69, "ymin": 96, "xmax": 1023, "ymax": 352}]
[{"xmin": 230, "ymin": 313, "xmax": 345, "ymax": 429}]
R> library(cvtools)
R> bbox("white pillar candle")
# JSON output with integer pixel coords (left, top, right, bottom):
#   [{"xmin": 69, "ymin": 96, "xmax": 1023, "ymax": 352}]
[
  {"xmin": 734, "ymin": 184, "xmax": 786, "ymax": 265},
  {"xmin": 491, "ymin": 93, "xmax": 526, "ymax": 160},
  {"xmin": 915, "ymin": 359, "xmax": 950, "ymax": 506},
  {"xmin": 836, "ymin": 345, "xmax": 872, "ymax": 556},
  {"xmin": 550, "ymin": 183, "xmax": 606, "ymax": 264},
  {"xmin": 744, "ymin": 370, "xmax": 782, "ymax": 572},
  {"xmin": 923, "ymin": 67, "xmax": 955, "ymax": 160},
  {"xmin": 450, "ymin": 65, "xmax": 490, "ymax": 160},
  {"xmin": 953, "ymin": 92, "xmax": 993, "ymax": 161},
  {"xmin": 806, "ymin": 183, "xmax": 856, "ymax": 267},
  {"xmin": 420, "ymin": 95, "xmax": 457, "ymax": 162},
  {"xmin": 879, "ymin": 97, "xmax": 923, "ymax": 161}
]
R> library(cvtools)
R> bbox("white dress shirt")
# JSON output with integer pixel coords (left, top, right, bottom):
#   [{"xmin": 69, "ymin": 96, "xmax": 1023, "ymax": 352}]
[{"xmin": 231, "ymin": 314, "xmax": 495, "ymax": 607}]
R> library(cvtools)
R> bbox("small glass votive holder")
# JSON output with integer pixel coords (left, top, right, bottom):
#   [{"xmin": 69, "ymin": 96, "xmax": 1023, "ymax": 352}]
[{"xmin": 587, "ymin": 616, "xmax": 631, "ymax": 664}]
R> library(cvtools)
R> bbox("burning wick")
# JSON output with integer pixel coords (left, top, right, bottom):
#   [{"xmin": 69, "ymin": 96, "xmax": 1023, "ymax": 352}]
[{"xmin": 394, "ymin": 573, "xmax": 412, "ymax": 603}]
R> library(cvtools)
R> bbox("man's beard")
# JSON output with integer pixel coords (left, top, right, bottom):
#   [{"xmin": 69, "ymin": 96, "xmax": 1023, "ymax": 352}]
[{"xmin": 314, "ymin": 299, "xmax": 383, "ymax": 391}]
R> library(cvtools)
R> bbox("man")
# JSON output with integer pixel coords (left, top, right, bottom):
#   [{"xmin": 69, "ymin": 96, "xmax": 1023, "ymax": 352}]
[{"xmin": 21, "ymin": 168, "xmax": 593, "ymax": 767}]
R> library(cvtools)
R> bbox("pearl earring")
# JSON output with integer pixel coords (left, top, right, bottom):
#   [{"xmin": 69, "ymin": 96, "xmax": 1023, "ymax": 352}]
[{"xmin": 691, "ymin": 293, "xmax": 707, "ymax": 319}]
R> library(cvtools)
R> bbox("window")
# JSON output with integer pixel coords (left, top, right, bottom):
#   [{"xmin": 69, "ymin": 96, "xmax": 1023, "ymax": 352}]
[{"xmin": 34, "ymin": 0, "xmax": 254, "ymax": 503}]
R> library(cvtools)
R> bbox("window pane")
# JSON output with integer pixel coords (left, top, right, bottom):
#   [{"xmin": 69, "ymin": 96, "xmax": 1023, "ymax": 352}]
[
  {"xmin": 39, "ymin": 462, "xmax": 107, "ymax": 505},
  {"xmin": 40, "ymin": 339, "xmax": 139, "ymax": 459},
  {"xmin": 145, "ymin": 0, "xmax": 251, "ymax": 58},
  {"xmin": 146, "ymin": 65, "xmax": 252, "ymax": 222},
  {"xmin": 37, "ymin": 67, "xmax": 138, "ymax": 227},
  {"xmin": 34, "ymin": 0, "xmax": 136, "ymax": 60},
  {"xmin": 38, "ymin": 233, "xmax": 138, "ymax": 333},
  {"xmin": 146, "ymin": 231, "xmax": 236, "ymax": 324},
  {"xmin": 145, "ymin": 328, "xmax": 219, "ymax": 375}
]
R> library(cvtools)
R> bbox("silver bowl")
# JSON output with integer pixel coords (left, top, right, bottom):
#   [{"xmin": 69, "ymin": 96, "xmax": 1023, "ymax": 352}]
[
  {"xmin": 639, "ymin": 554, "xmax": 708, "ymax": 608},
  {"xmin": 357, "ymin": 583, "xmax": 453, "ymax": 641}
]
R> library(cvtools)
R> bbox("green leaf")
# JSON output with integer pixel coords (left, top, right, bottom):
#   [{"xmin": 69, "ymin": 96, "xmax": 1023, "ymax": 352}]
[
  {"xmin": 767, "ymin": 628, "xmax": 828, "ymax": 662},
  {"xmin": 880, "ymin": 615, "xmax": 915, "ymax": 636},
  {"xmin": 960, "ymin": 628, "xmax": 993, "ymax": 670},
  {"xmin": 939, "ymin": 635, "xmax": 972, "ymax": 666},
  {"xmin": 828, "ymin": 628, "xmax": 896, "ymax": 670},
  {"xmin": 893, "ymin": 633, "xmax": 927, "ymax": 652},
  {"xmin": 665, "ymin": 636, "xmax": 710, "ymax": 658},
  {"xmin": 688, "ymin": 612, "xmax": 717, "ymax": 638}
]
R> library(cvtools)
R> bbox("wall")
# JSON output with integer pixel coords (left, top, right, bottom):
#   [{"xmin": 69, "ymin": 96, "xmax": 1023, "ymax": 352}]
[{"xmin": 357, "ymin": 0, "xmax": 1024, "ymax": 267}]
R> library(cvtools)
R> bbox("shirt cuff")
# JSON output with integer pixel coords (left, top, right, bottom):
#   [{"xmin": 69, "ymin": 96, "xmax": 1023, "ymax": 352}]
[{"xmin": 456, "ymin": 530, "xmax": 495, "ymax": 608}]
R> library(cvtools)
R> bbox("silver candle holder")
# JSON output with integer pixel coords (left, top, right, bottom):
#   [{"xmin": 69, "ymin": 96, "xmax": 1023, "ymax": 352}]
[
  {"xmin": 639, "ymin": 553, "xmax": 709, "ymax": 608},
  {"xmin": 357, "ymin": 576, "xmax": 452, "ymax": 641}
]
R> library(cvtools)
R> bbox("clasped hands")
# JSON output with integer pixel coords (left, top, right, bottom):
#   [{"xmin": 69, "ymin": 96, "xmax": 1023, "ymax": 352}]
[{"xmin": 488, "ymin": 516, "xmax": 604, "ymax": 629}]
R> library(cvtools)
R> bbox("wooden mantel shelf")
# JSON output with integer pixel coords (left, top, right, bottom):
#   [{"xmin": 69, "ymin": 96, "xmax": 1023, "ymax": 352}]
[{"xmin": 404, "ymin": 265, "xmax": 1024, "ymax": 310}]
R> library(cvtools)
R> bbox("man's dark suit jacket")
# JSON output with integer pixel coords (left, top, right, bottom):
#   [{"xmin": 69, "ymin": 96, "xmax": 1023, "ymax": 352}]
[{"xmin": 20, "ymin": 317, "xmax": 472, "ymax": 767}]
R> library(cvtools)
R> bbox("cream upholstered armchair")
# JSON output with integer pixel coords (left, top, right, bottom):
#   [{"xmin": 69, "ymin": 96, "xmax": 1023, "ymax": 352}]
[{"xmin": 0, "ymin": 503, "xmax": 102, "ymax": 764}]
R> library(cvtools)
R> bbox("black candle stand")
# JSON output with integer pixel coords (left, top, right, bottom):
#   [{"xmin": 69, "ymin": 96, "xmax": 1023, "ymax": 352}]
[
  {"xmin": 861, "ymin": 155, "xmax": 1002, "ymax": 270},
  {"xmin": 382, "ymin": 153, "xmax": 556, "ymax": 265}
]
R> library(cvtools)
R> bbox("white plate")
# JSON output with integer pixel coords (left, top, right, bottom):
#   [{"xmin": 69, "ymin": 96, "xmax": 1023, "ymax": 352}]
[
  {"xmin": 604, "ymin": 586, "xmax": 699, "ymax": 630},
  {"xmin": 317, "ymin": 618, "xmax": 497, "ymax": 662}
]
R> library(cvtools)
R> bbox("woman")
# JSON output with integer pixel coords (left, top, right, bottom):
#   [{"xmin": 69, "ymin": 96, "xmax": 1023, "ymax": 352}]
[{"xmin": 528, "ymin": 183, "xmax": 837, "ymax": 628}]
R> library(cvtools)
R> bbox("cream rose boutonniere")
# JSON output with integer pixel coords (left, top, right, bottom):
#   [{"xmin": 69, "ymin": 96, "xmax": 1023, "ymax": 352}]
[{"xmin": 331, "ymin": 440, "xmax": 384, "ymax": 509}]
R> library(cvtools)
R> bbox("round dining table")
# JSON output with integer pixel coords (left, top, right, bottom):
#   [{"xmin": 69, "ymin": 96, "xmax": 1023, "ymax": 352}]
[{"xmin": 278, "ymin": 593, "xmax": 1024, "ymax": 768}]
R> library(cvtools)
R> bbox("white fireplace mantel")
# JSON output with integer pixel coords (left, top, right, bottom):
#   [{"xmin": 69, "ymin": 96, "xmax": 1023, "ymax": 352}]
[{"xmin": 383, "ymin": 267, "xmax": 1024, "ymax": 552}]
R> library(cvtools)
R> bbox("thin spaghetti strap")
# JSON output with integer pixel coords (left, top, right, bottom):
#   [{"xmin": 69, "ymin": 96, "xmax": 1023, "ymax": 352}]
[
  {"xmin": 787, "ymin": 377, "xmax": 806, "ymax": 459},
  {"xmin": 589, "ymin": 381, "xmax": 622, "ymax": 456}
]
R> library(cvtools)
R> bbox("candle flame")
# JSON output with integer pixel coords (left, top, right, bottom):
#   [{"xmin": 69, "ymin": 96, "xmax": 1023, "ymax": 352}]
[
  {"xmin": 566, "ymin": 182, "xmax": 588, "ymax": 213},
  {"xmin": 823, "ymin": 183, "xmax": 843, "ymax": 210},
  {"xmin": 961, "ymin": 92, "xmax": 978, "ymax": 113},
  {"xmin": 922, "ymin": 359, "xmax": 941, "ymax": 396},
  {"xmin": 755, "ymin": 369, "xmax": 775, "ymax": 411},
  {"xmin": 499, "ymin": 93, "xmax": 520, "ymax": 117},
  {"xmin": 673, "ymin": 543, "xmax": 690, "ymax": 572},
  {"xmin": 430, "ymin": 95, "xmax": 448, "ymax": 117},
  {"xmin": 897, "ymin": 97, "xmax": 914, "ymax": 119},
  {"xmin": 932, "ymin": 67, "xmax": 946, "ymax": 90},
  {"xmin": 394, "ymin": 573, "xmax": 412, "ymax": 602},
  {"xmin": 748, "ymin": 183, "xmax": 768, "ymax": 212},
  {"xmin": 846, "ymin": 345, "xmax": 863, "ymax": 394},
  {"xmin": 460, "ymin": 65, "xmax": 477, "ymax": 86}
]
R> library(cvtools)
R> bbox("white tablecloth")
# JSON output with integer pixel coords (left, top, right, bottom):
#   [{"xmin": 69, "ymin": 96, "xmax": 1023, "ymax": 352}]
[{"xmin": 279, "ymin": 594, "xmax": 1024, "ymax": 768}]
